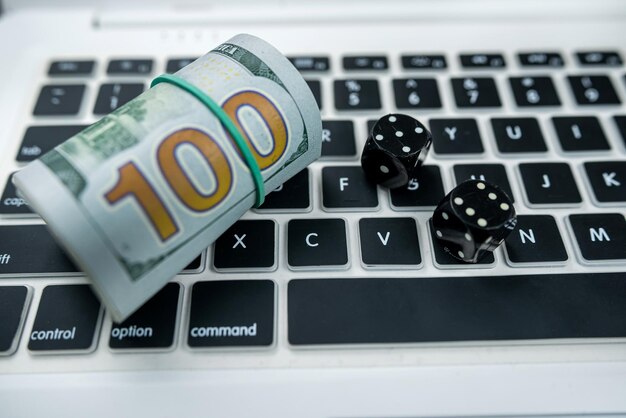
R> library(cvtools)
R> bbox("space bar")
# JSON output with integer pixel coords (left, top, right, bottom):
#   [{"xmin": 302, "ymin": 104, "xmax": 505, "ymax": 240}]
[{"xmin": 287, "ymin": 273, "xmax": 626, "ymax": 345}]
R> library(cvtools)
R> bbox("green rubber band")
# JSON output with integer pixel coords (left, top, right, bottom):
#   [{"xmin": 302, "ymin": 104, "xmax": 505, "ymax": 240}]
[{"xmin": 150, "ymin": 73, "xmax": 265, "ymax": 207}]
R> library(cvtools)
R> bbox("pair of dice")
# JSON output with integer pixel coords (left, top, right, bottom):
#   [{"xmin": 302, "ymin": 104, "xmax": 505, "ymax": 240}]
[{"xmin": 361, "ymin": 113, "xmax": 517, "ymax": 263}]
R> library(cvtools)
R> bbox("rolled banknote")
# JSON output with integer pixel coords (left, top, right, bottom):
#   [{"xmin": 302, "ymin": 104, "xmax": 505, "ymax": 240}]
[{"xmin": 14, "ymin": 34, "xmax": 321, "ymax": 321}]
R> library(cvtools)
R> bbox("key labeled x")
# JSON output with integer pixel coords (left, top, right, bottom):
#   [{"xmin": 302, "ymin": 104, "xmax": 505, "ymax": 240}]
[{"xmin": 213, "ymin": 220, "xmax": 276, "ymax": 270}]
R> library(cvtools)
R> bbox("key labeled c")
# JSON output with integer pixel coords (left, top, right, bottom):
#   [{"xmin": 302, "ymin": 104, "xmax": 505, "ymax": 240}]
[{"xmin": 306, "ymin": 233, "xmax": 319, "ymax": 247}]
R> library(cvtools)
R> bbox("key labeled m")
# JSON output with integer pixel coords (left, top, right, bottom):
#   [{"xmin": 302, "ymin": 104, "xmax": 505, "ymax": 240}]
[{"xmin": 589, "ymin": 227, "xmax": 610, "ymax": 242}]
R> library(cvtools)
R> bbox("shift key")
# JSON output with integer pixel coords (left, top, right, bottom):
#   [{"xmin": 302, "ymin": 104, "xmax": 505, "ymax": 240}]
[
  {"xmin": 0, "ymin": 225, "xmax": 202, "ymax": 275},
  {"xmin": 188, "ymin": 280, "xmax": 275, "ymax": 347},
  {"xmin": 0, "ymin": 225, "xmax": 78, "ymax": 275}
]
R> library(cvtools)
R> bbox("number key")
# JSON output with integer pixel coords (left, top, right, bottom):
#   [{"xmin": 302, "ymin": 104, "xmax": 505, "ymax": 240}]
[
  {"xmin": 33, "ymin": 85, "xmax": 85, "ymax": 116},
  {"xmin": 509, "ymin": 76, "xmax": 561, "ymax": 107},
  {"xmin": 393, "ymin": 78, "xmax": 442, "ymax": 109},
  {"xmin": 451, "ymin": 77, "xmax": 501, "ymax": 108},
  {"xmin": 334, "ymin": 79, "xmax": 381, "ymax": 110},
  {"xmin": 567, "ymin": 75, "xmax": 621, "ymax": 105},
  {"xmin": 93, "ymin": 83, "xmax": 144, "ymax": 115}
]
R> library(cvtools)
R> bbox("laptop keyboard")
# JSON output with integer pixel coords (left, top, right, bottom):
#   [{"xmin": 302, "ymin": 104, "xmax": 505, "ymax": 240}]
[{"xmin": 1, "ymin": 48, "xmax": 626, "ymax": 362}]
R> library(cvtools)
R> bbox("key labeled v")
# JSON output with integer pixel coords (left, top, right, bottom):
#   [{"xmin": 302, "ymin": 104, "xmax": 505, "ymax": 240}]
[{"xmin": 377, "ymin": 231, "xmax": 390, "ymax": 246}]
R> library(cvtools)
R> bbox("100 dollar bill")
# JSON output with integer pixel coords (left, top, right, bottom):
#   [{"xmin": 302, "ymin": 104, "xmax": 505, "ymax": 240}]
[{"xmin": 14, "ymin": 34, "xmax": 321, "ymax": 321}]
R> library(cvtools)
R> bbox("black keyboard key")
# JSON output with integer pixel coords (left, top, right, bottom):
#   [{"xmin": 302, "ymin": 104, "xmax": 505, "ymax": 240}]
[
  {"xmin": 213, "ymin": 220, "xmax": 276, "ymax": 270},
  {"xmin": 322, "ymin": 166, "xmax": 378, "ymax": 209},
  {"xmin": 429, "ymin": 118, "xmax": 484, "ymax": 155},
  {"xmin": 451, "ymin": 77, "xmax": 501, "ymax": 108},
  {"xmin": 389, "ymin": 165, "xmax": 445, "ymax": 209},
  {"xmin": 460, "ymin": 53, "xmax": 506, "ymax": 68},
  {"xmin": 257, "ymin": 168, "xmax": 310, "ymax": 210},
  {"xmin": 613, "ymin": 116, "xmax": 626, "ymax": 148},
  {"xmin": 17, "ymin": 125, "xmax": 86, "ymax": 162},
  {"xmin": 491, "ymin": 117, "xmax": 547, "ymax": 153},
  {"xmin": 107, "ymin": 59, "xmax": 153, "ymax": 75},
  {"xmin": 509, "ymin": 76, "xmax": 561, "ymax": 107},
  {"xmin": 287, "ymin": 273, "xmax": 626, "ymax": 345},
  {"xmin": 29, "ymin": 285, "xmax": 102, "ymax": 352},
  {"xmin": 428, "ymin": 219, "xmax": 495, "ymax": 267},
  {"xmin": 552, "ymin": 116, "xmax": 610, "ymax": 151},
  {"xmin": 584, "ymin": 161, "xmax": 626, "ymax": 203},
  {"xmin": 334, "ymin": 79, "xmax": 381, "ymax": 110},
  {"xmin": 453, "ymin": 164, "xmax": 514, "ymax": 202},
  {"xmin": 567, "ymin": 76, "xmax": 621, "ymax": 105},
  {"xmin": 0, "ymin": 225, "xmax": 78, "ymax": 274},
  {"xmin": 93, "ymin": 83, "xmax": 144, "ymax": 115},
  {"xmin": 343, "ymin": 55, "xmax": 388, "ymax": 71},
  {"xmin": 504, "ymin": 215, "xmax": 568, "ymax": 264},
  {"xmin": 569, "ymin": 214, "xmax": 626, "ymax": 262},
  {"xmin": 287, "ymin": 56, "xmax": 330, "ymax": 72},
  {"xmin": 359, "ymin": 218, "xmax": 421, "ymax": 266},
  {"xmin": 0, "ymin": 286, "xmax": 30, "ymax": 355},
  {"xmin": 184, "ymin": 255, "xmax": 202, "ymax": 271},
  {"xmin": 109, "ymin": 283, "xmax": 181, "ymax": 350},
  {"xmin": 320, "ymin": 120, "xmax": 356, "ymax": 158},
  {"xmin": 305, "ymin": 79, "xmax": 322, "ymax": 110},
  {"xmin": 166, "ymin": 57, "xmax": 198, "ymax": 73},
  {"xmin": 33, "ymin": 85, "xmax": 85, "ymax": 116},
  {"xmin": 188, "ymin": 280, "xmax": 274, "ymax": 347},
  {"xmin": 1, "ymin": 173, "xmax": 33, "ymax": 215},
  {"xmin": 518, "ymin": 52, "xmax": 564, "ymax": 67},
  {"xmin": 576, "ymin": 51, "xmax": 623, "ymax": 66},
  {"xmin": 0, "ymin": 225, "xmax": 200, "ymax": 275},
  {"xmin": 519, "ymin": 163, "xmax": 582, "ymax": 205},
  {"xmin": 287, "ymin": 219, "xmax": 348, "ymax": 268},
  {"xmin": 392, "ymin": 78, "xmax": 442, "ymax": 109},
  {"xmin": 401, "ymin": 54, "xmax": 447, "ymax": 70},
  {"xmin": 48, "ymin": 60, "xmax": 95, "ymax": 76}
]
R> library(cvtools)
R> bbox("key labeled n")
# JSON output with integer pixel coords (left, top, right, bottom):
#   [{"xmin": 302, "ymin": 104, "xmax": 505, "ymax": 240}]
[{"xmin": 519, "ymin": 229, "xmax": 535, "ymax": 244}]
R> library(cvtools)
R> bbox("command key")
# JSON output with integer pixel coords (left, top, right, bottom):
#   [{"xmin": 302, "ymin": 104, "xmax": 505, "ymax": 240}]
[{"xmin": 188, "ymin": 280, "xmax": 275, "ymax": 348}]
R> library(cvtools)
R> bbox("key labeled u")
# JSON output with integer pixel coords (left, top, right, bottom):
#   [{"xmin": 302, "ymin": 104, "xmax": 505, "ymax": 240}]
[{"xmin": 506, "ymin": 125, "xmax": 522, "ymax": 140}]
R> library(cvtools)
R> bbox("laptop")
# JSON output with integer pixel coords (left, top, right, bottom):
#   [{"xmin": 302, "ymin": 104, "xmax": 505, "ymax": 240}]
[{"xmin": 1, "ymin": 0, "xmax": 626, "ymax": 416}]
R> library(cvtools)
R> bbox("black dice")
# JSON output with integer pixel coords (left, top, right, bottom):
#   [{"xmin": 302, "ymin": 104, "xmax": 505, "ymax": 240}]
[
  {"xmin": 361, "ymin": 113, "xmax": 432, "ymax": 188},
  {"xmin": 432, "ymin": 179, "xmax": 517, "ymax": 263}
]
